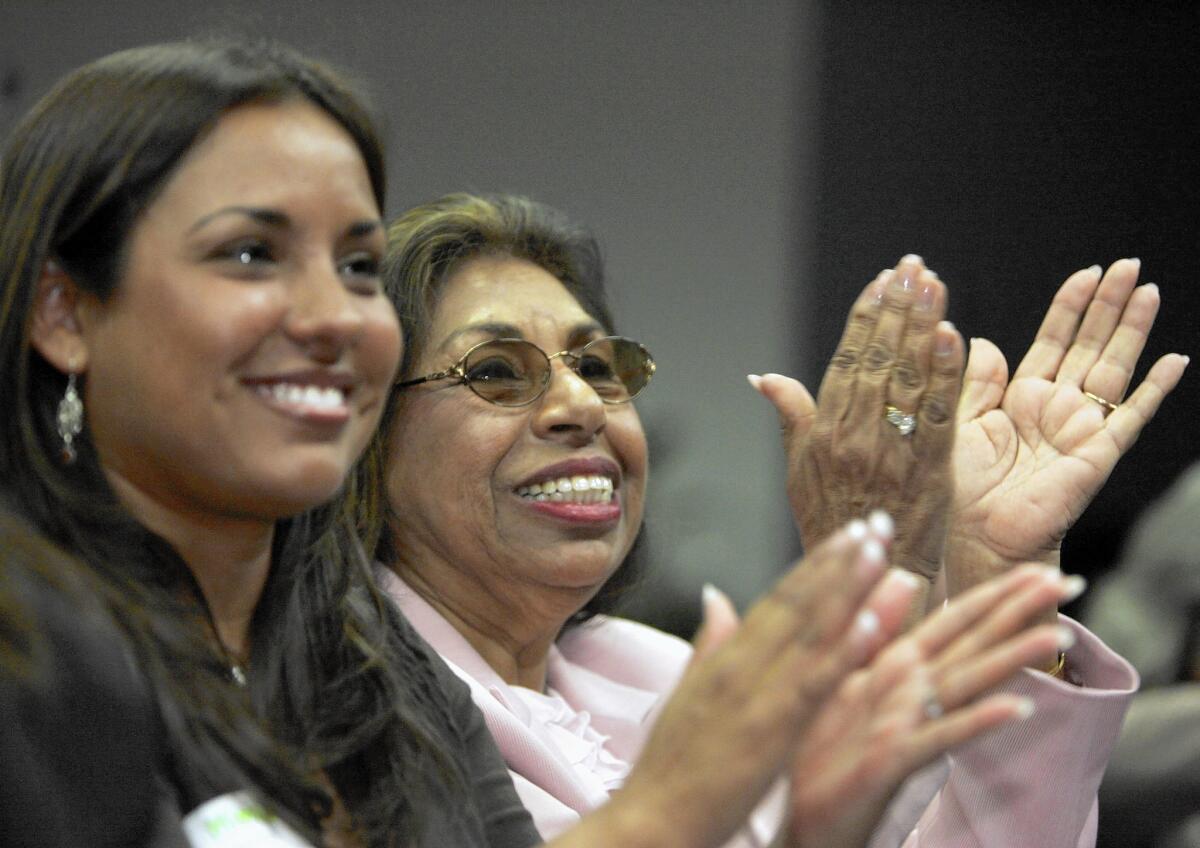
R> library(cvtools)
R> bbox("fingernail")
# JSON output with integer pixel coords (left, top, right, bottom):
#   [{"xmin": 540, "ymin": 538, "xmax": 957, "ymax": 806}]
[
  {"xmin": 746, "ymin": 374, "xmax": 763, "ymax": 390},
  {"xmin": 1182, "ymin": 355, "xmax": 1191, "ymax": 367},
  {"xmin": 901, "ymin": 253, "xmax": 924, "ymax": 264},
  {"xmin": 1086, "ymin": 264, "xmax": 1102, "ymax": 276},
  {"xmin": 871, "ymin": 275, "xmax": 889, "ymax": 304},
  {"xmin": 890, "ymin": 569, "xmax": 922, "ymax": 590},
  {"xmin": 853, "ymin": 608, "xmax": 880, "ymax": 637},
  {"xmin": 1015, "ymin": 697, "xmax": 1036, "ymax": 720},
  {"xmin": 846, "ymin": 518, "xmax": 868, "ymax": 541},
  {"xmin": 889, "ymin": 273, "xmax": 913, "ymax": 294},
  {"xmin": 917, "ymin": 282, "xmax": 937, "ymax": 311},
  {"xmin": 1126, "ymin": 257, "xmax": 1141, "ymax": 269},
  {"xmin": 861, "ymin": 538, "xmax": 885, "ymax": 566},
  {"xmin": 1142, "ymin": 282, "xmax": 1159, "ymax": 295},
  {"xmin": 867, "ymin": 510, "xmax": 893, "ymax": 539},
  {"xmin": 1057, "ymin": 625, "xmax": 1077, "ymax": 651},
  {"xmin": 925, "ymin": 268, "xmax": 940, "ymax": 280},
  {"xmin": 1058, "ymin": 574, "xmax": 1087, "ymax": 603},
  {"xmin": 702, "ymin": 583, "xmax": 723, "ymax": 607},
  {"xmin": 935, "ymin": 322, "xmax": 956, "ymax": 355}
]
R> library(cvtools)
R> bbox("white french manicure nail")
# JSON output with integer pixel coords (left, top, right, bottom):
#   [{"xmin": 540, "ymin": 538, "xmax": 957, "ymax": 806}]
[
  {"xmin": 861, "ymin": 539, "xmax": 885, "ymax": 565},
  {"xmin": 854, "ymin": 608, "xmax": 880, "ymax": 637},
  {"xmin": 868, "ymin": 510, "xmax": 893, "ymax": 538},
  {"xmin": 1057, "ymin": 625, "xmax": 1076, "ymax": 651},
  {"xmin": 1015, "ymin": 698, "xmax": 1036, "ymax": 720},
  {"xmin": 846, "ymin": 519, "xmax": 868, "ymax": 541},
  {"xmin": 746, "ymin": 374, "xmax": 763, "ymax": 390},
  {"xmin": 1059, "ymin": 574, "xmax": 1087, "ymax": 603}
]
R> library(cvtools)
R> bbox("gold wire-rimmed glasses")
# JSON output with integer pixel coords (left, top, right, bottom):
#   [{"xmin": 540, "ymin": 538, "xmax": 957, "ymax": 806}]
[{"xmin": 396, "ymin": 336, "xmax": 656, "ymax": 407}]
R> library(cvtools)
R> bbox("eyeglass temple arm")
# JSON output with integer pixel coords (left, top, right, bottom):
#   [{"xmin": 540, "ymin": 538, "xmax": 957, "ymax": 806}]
[{"xmin": 395, "ymin": 368, "xmax": 461, "ymax": 389}]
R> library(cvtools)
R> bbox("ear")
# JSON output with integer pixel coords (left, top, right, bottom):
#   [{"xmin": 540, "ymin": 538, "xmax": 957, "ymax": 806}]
[{"xmin": 29, "ymin": 260, "xmax": 90, "ymax": 374}]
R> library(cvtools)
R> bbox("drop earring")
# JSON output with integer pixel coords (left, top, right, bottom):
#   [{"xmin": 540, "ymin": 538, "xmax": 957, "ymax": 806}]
[{"xmin": 57, "ymin": 367, "xmax": 83, "ymax": 463}]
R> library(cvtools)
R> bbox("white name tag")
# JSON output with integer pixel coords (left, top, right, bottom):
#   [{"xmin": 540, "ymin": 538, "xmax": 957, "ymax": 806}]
[{"xmin": 183, "ymin": 791, "xmax": 313, "ymax": 847}]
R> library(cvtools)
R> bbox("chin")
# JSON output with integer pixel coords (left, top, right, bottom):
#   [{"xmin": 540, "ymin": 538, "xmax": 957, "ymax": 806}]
[{"xmin": 236, "ymin": 464, "xmax": 352, "ymax": 518}]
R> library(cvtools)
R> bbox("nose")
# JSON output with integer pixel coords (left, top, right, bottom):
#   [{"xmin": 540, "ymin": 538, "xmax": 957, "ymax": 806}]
[
  {"xmin": 530, "ymin": 359, "xmax": 606, "ymax": 445},
  {"xmin": 284, "ymin": 263, "xmax": 366, "ymax": 362}
]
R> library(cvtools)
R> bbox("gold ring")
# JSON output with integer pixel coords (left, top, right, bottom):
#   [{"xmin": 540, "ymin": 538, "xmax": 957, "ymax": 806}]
[{"xmin": 1083, "ymin": 391, "xmax": 1119, "ymax": 414}]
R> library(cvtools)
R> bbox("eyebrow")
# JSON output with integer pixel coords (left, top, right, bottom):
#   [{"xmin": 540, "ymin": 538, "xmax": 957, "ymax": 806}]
[
  {"xmin": 437, "ymin": 319, "xmax": 606, "ymax": 353},
  {"xmin": 188, "ymin": 206, "xmax": 383, "ymax": 239}
]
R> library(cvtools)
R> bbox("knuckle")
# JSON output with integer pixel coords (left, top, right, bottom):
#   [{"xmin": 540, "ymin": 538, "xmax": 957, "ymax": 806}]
[
  {"xmin": 846, "ymin": 311, "xmax": 875, "ymax": 338},
  {"xmin": 862, "ymin": 340, "xmax": 895, "ymax": 373},
  {"xmin": 836, "ymin": 443, "xmax": 871, "ymax": 477},
  {"xmin": 830, "ymin": 347, "xmax": 860, "ymax": 373},
  {"xmin": 892, "ymin": 359, "xmax": 924, "ymax": 392},
  {"xmin": 920, "ymin": 395, "xmax": 952, "ymax": 426}
]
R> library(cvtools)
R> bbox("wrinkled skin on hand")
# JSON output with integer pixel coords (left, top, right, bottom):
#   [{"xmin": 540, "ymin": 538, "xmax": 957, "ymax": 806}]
[
  {"xmin": 755, "ymin": 255, "xmax": 965, "ymax": 584},
  {"xmin": 948, "ymin": 258, "xmax": 1188, "ymax": 597}
]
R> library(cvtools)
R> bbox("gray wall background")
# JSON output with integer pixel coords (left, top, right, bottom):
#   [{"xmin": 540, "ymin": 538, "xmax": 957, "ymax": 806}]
[{"xmin": 2, "ymin": 1, "xmax": 816, "ymax": 631}]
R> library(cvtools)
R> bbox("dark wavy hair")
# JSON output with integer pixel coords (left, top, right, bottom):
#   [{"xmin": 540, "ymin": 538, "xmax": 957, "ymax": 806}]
[
  {"xmin": 356, "ymin": 193, "xmax": 645, "ymax": 624},
  {"xmin": 0, "ymin": 39, "xmax": 475, "ymax": 845}
]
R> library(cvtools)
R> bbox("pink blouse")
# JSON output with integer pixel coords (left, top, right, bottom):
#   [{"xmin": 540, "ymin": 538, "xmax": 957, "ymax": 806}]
[{"xmin": 377, "ymin": 567, "xmax": 1136, "ymax": 846}]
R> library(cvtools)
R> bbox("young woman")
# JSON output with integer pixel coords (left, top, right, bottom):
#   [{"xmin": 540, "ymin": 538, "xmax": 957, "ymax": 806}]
[{"xmin": 0, "ymin": 39, "xmax": 537, "ymax": 846}]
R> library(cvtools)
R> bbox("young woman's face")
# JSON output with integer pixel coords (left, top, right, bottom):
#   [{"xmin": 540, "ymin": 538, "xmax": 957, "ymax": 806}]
[
  {"xmin": 78, "ymin": 100, "xmax": 401, "ymax": 521},
  {"xmin": 385, "ymin": 256, "xmax": 648, "ymax": 606}
]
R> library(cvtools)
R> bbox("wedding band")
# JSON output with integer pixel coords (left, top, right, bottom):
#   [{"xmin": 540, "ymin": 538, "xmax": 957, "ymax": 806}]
[
  {"xmin": 885, "ymin": 404, "xmax": 917, "ymax": 436},
  {"xmin": 1083, "ymin": 391, "xmax": 1119, "ymax": 414}
]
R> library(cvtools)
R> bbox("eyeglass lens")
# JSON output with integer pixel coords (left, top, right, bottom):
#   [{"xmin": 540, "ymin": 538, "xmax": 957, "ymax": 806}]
[{"xmin": 461, "ymin": 337, "xmax": 651, "ymax": 406}]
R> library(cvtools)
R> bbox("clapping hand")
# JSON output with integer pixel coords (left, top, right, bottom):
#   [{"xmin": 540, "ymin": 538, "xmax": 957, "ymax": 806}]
[
  {"xmin": 752, "ymin": 255, "xmax": 963, "ymax": 592},
  {"xmin": 947, "ymin": 258, "xmax": 1188, "ymax": 597}
]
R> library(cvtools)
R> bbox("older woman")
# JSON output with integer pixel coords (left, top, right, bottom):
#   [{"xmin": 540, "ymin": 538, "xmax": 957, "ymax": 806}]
[
  {"xmin": 3, "ymin": 39, "xmax": 1011, "ymax": 848},
  {"xmin": 361, "ymin": 192, "xmax": 1144, "ymax": 845}
]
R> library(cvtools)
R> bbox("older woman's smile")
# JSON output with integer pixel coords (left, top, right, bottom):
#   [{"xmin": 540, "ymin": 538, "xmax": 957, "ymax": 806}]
[{"xmin": 513, "ymin": 456, "xmax": 621, "ymax": 521}]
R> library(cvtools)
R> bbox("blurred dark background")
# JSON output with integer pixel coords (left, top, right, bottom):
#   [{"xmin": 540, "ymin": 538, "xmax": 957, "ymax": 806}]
[
  {"xmin": 4, "ymin": 0, "xmax": 1196, "ymax": 641},
  {"xmin": 808, "ymin": 1, "xmax": 1200, "ymax": 614}
]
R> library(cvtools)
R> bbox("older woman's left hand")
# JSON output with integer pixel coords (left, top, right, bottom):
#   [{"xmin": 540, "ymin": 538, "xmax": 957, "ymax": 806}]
[
  {"xmin": 946, "ymin": 258, "xmax": 1189, "ymax": 598},
  {"xmin": 753, "ymin": 255, "xmax": 964, "ymax": 594}
]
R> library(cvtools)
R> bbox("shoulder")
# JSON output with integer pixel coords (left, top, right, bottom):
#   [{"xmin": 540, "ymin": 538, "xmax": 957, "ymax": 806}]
[{"xmin": 1, "ymin": 527, "xmax": 174, "ymax": 847}]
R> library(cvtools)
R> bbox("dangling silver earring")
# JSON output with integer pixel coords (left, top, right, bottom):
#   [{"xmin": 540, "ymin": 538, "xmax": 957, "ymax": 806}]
[{"xmin": 57, "ymin": 370, "xmax": 84, "ymax": 463}]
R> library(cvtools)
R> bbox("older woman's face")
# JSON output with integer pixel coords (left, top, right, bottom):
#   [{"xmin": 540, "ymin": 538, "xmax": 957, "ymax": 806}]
[
  {"xmin": 385, "ymin": 256, "xmax": 648, "ymax": 604},
  {"xmin": 77, "ymin": 100, "xmax": 400, "ymax": 521}
]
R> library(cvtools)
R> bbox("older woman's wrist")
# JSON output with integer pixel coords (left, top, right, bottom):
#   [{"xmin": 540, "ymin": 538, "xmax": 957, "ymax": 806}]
[{"xmin": 561, "ymin": 790, "xmax": 702, "ymax": 848}]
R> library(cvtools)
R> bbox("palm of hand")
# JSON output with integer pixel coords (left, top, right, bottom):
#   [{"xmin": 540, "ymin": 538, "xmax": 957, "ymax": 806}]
[{"xmin": 954, "ymin": 375, "xmax": 1120, "ymax": 565}]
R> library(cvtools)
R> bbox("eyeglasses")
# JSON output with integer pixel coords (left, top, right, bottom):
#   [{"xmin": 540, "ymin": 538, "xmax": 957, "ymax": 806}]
[{"xmin": 397, "ymin": 336, "xmax": 655, "ymax": 407}]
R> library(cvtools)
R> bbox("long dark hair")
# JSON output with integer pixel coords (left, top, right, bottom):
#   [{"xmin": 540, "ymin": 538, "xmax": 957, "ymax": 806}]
[
  {"xmin": 0, "ymin": 39, "xmax": 471, "ymax": 845},
  {"xmin": 357, "ymin": 192, "xmax": 644, "ymax": 623}
]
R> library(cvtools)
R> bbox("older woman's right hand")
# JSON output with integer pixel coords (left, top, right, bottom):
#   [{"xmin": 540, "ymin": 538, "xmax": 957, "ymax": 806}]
[
  {"xmin": 553, "ymin": 517, "xmax": 896, "ymax": 848},
  {"xmin": 754, "ymin": 256, "xmax": 964, "ymax": 589}
]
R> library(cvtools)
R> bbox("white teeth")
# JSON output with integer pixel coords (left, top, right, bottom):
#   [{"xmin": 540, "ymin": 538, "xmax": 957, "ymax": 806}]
[
  {"xmin": 258, "ymin": 383, "xmax": 347, "ymax": 410},
  {"xmin": 517, "ymin": 475, "xmax": 615, "ymax": 504}
]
